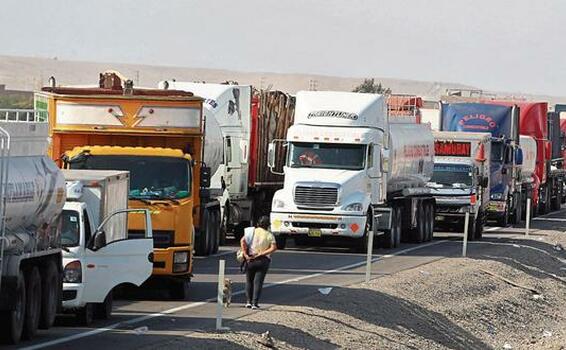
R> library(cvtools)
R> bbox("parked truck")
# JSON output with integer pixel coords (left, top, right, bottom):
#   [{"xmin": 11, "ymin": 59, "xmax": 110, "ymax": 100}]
[
  {"xmin": 0, "ymin": 110, "xmax": 66, "ymax": 344},
  {"xmin": 61, "ymin": 170, "xmax": 153, "ymax": 325},
  {"xmin": 486, "ymin": 101, "xmax": 564, "ymax": 214},
  {"xmin": 35, "ymin": 72, "xmax": 218, "ymax": 299},
  {"xmin": 440, "ymin": 102, "xmax": 522, "ymax": 226},
  {"xmin": 160, "ymin": 81, "xmax": 295, "ymax": 241},
  {"xmin": 269, "ymin": 91, "xmax": 435, "ymax": 251},
  {"xmin": 428, "ymin": 131, "xmax": 491, "ymax": 239}
]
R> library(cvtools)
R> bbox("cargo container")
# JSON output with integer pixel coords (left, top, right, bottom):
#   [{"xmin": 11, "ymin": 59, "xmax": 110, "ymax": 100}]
[{"xmin": 270, "ymin": 91, "xmax": 436, "ymax": 251}]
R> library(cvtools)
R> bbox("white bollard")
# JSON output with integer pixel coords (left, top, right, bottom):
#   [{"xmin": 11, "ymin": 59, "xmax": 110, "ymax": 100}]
[
  {"xmin": 216, "ymin": 259, "xmax": 229, "ymax": 331},
  {"xmin": 462, "ymin": 210, "xmax": 470, "ymax": 257},
  {"xmin": 525, "ymin": 198, "xmax": 531, "ymax": 236},
  {"xmin": 365, "ymin": 229, "xmax": 375, "ymax": 283}
]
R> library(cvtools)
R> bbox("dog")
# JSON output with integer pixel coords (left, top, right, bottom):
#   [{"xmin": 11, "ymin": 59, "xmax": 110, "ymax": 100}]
[{"xmin": 223, "ymin": 278, "xmax": 232, "ymax": 307}]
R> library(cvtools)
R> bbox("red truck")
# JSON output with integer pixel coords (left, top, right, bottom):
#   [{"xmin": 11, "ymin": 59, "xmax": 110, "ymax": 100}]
[{"xmin": 486, "ymin": 101, "xmax": 564, "ymax": 213}]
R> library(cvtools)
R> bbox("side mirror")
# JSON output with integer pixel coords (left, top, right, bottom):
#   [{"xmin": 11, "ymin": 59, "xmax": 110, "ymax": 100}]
[
  {"xmin": 200, "ymin": 166, "xmax": 211, "ymax": 188},
  {"xmin": 381, "ymin": 149, "xmax": 390, "ymax": 174},
  {"xmin": 515, "ymin": 148, "xmax": 523, "ymax": 166},
  {"xmin": 90, "ymin": 230, "xmax": 106, "ymax": 250},
  {"xmin": 267, "ymin": 143, "xmax": 276, "ymax": 169}
]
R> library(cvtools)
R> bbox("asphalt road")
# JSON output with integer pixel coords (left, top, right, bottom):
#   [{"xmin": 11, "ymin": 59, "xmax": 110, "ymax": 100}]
[{"xmin": 14, "ymin": 205, "xmax": 566, "ymax": 350}]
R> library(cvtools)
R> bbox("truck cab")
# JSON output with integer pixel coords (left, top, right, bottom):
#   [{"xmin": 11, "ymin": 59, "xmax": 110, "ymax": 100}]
[{"xmin": 60, "ymin": 170, "xmax": 153, "ymax": 325}]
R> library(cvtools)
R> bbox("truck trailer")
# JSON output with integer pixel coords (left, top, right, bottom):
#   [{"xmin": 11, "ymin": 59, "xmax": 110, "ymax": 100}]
[{"xmin": 269, "ymin": 91, "xmax": 435, "ymax": 251}]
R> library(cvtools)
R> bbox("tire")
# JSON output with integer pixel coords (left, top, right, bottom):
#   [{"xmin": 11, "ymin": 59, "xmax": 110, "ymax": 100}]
[
  {"xmin": 381, "ymin": 206, "xmax": 400, "ymax": 249},
  {"xmin": 413, "ymin": 205, "xmax": 426, "ymax": 243},
  {"xmin": 294, "ymin": 236, "xmax": 308, "ymax": 246},
  {"xmin": 355, "ymin": 212, "xmax": 372, "ymax": 253},
  {"xmin": 551, "ymin": 185, "xmax": 561, "ymax": 211},
  {"xmin": 22, "ymin": 267, "xmax": 41, "ymax": 340},
  {"xmin": 210, "ymin": 209, "xmax": 220, "ymax": 255},
  {"xmin": 170, "ymin": 280, "xmax": 189, "ymax": 300},
  {"xmin": 496, "ymin": 206, "xmax": 509, "ymax": 227},
  {"xmin": 425, "ymin": 203, "xmax": 434, "ymax": 242},
  {"xmin": 275, "ymin": 235, "xmax": 287, "ymax": 249},
  {"xmin": 0, "ymin": 270, "xmax": 26, "ymax": 344},
  {"xmin": 39, "ymin": 260, "xmax": 59, "ymax": 329},
  {"xmin": 219, "ymin": 207, "xmax": 228, "ymax": 246},
  {"xmin": 195, "ymin": 209, "xmax": 212, "ymax": 256},
  {"xmin": 76, "ymin": 303, "xmax": 93, "ymax": 326},
  {"xmin": 475, "ymin": 214, "xmax": 484, "ymax": 240},
  {"xmin": 94, "ymin": 292, "xmax": 113, "ymax": 320},
  {"xmin": 512, "ymin": 194, "xmax": 522, "ymax": 225}
]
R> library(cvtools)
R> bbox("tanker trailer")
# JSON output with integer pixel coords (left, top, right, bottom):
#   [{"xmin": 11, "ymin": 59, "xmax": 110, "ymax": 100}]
[
  {"xmin": 0, "ymin": 110, "xmax": 66, "ymax": 344},
  {"xmin": 269, "ymin": 91, "xmax": 435, "ymax": 252}
]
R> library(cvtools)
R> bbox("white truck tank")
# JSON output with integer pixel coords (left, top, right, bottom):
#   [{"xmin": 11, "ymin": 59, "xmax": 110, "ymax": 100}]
[
  {"xmin": 387, "ymin": 123, "xmax": 434, "ymax": 192},
  {"xmin": 519, "ymin": 135, "xmax": 537, "ymax": 181},
  {"xmin": 158, "ymin": 81, "xmax": 251, "ymax": 177},
  {"xmin": 1, "ymin": 121, "xmax": 66, "ymax": 250}
]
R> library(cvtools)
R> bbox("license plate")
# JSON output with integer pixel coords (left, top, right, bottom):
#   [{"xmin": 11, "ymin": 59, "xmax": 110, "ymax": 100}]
[{"xmin": 308, "ymin": 228, "xmax": 322, "ymax": 237}]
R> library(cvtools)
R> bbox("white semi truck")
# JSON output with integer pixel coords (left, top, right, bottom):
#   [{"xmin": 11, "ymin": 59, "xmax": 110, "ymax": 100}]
[
  {"xmin": 428, "ymin": 131, "xmax": 491, "ymax": 240},
  {"xmin": 269, "ymin": 91, "xmax": 436, "ymax": 251}
]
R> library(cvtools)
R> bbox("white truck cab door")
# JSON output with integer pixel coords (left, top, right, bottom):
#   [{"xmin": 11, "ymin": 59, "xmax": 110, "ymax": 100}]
[
  {"xmin": 224, "ymin": 136, "xmax": 248, "ymax": 198},
  {"xmin": 82, "ymin": 211, "xmax": 153, "ymax": 303}
]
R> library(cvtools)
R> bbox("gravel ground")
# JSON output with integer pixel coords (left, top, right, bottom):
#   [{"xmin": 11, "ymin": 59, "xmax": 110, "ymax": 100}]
[{"xmin": 145, "ymin": 231, "xmax": 566, "ymax": 350}]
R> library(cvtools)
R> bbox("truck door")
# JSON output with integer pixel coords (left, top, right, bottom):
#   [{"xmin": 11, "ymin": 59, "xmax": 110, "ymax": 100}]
[
  {"xmin": 224, "ymin": 136, "xmax": 248, "ymax": 198},
  {"xmin": 82, "ymin": 210, "xmax": 153, "ymax": 303}
]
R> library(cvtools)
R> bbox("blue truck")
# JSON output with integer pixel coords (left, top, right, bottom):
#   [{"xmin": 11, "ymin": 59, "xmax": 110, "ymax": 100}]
[{"xmin": 440, "ymin": 102, "xmax": 523, "ymax": 226}]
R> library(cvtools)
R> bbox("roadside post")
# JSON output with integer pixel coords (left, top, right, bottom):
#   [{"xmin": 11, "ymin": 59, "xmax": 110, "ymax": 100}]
[
  {"xmin": 216, "ymin": 259, "xmax": 229, "ymax": 331},
  {"xmin": 525, "ymin": 198, "xmax": 531, "ymax": 236},
  {"xmin": 365, "ymin": 228, "xmax": 375, "ymax": 283},
  {"xmin": 462, "ymin": 209, "xmax": 470, "ymax": 257}
]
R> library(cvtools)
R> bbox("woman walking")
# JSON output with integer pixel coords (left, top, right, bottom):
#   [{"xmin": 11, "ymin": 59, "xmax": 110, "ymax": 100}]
[{"xmin": 240, "ymin": 216, "xmax": 277, "ymax": 309}]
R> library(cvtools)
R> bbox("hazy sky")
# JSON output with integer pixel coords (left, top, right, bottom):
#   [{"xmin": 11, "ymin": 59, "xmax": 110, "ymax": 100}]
[{"xmin": 1, "ymin": 0, "xmax": 564, "ymax": 95}]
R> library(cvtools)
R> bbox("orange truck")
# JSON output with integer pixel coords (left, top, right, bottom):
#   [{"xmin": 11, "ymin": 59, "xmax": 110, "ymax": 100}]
[{"xmin": 35, "ymin": 73, "xmax": 221, "ymax": 298}]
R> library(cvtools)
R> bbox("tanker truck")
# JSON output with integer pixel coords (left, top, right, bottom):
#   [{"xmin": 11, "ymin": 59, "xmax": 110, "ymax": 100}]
[
  {"xmin": 269, "ymin": 91, "xmax": 436, "ymax": 251},
  {"xmin": 159, "ymin": 81, "xmax": 295, "ymax": 242},
  {"xmin": 0, "ymin": 110, "xmax": 66, "ymax": 344},
  {"xmin": 428, "ymin": 131, "xmax": 491, "ymax": 240}
]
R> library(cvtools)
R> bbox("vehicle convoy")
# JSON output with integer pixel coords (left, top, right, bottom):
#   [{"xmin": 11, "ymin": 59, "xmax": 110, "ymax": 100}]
[
  {"xmin": 269, "ymin": 91, "xmax": 436, "ymax": 251},
  {"xmin": 61, "ymin": 170, "xmax": 153, "ymax": 325},
  {"xmin": 486, "ymin": 101, "xmax": 564, "ymax": 213},
  {"xmin": 428, "ymin": 131, "xmax": 491, "ymax": 239},
  {"xmin": 35, "ymin": 72, "xmax": 218, "ymax": 298},
  {"xmin": 159, "ymin": 81, "xmax": 295, "ymax": 240},
  {"xmin": 0, "ymin": 110, "xmax": 66, "ymax": 344},
  {"xmin": 440, "ymin": 102, "xmax": 522, "ymax": 226}
]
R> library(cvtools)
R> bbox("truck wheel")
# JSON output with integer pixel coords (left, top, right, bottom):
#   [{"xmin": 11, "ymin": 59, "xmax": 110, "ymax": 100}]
[
  {"xmin": 39, "ymin": 260, "xmax": 59, "ymax": 329},
  {"xmin": 195, "ymin": 210, "xmax": 212, "ymax": 256},
  {"xmin": 355, "ymin": 212, "xmax": 373, "ymax": 253},
  {"xmin": 413, "ymin": 205, "xmax": 426, "ymax": 243},
  {"xmin": 208, "ymin": 208, "xmax": 220, "ymax": 255},
  {"xmin": 170, "ymin": 280, "xmax": 189, "ymax": 300},
  {"xmin": 512, "ymin": 194, "xmax": 522, "ymax": 225},
  {"xmin": 76, "ymin": 304, "xmax": 93, "ymax": 326},
  {"xmin": 94, "ymin": 292, "xmax": 113, "ymax": 320},
  {"xmin": 381, "ymin": 206, "xmax": 400, "ymax": 249},
  {"xmin": 425, "ymin": 203, "xmax": 434, "ymax": 242},
  {"xmin": 474, "ymin": 213, "xmax": 484, "ymax": 240},
  {"xmin": 275, "ymin": 235, "xmax": 287, "ymax": 249},
  {"xmin": 22, "ymin": 267, "xmax": 41, "ymax": 340},
  {"xmin": 496, "ymin": 206, "xmax": 509, "ymax": 227},
  {"xmin": 0, "ymin": 270, "xmax": 26, "ymax": 344},
  {"xmin": 551, "ymin": 187, "xmax": 561, "ymax": 211},
  {"xmin": 219, "ymin": 207, "xmax": 228, "ymax": 246}
]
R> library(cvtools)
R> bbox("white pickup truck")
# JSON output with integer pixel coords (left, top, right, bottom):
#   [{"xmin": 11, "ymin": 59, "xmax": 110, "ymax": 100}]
[{"xmin": 60, "ymin": 170, "xmax": 153, "ymax": 325}]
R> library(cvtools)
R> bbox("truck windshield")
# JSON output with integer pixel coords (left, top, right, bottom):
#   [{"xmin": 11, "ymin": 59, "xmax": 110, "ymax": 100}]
[
  {"xmin": 61, "ymin": 210, "xmax": 80, "ymax": 247},
  {"xmin": 70, "ymin": 155, "xmax": 191, "ymax": 200},
  {"xmin": 288, "ymin": 142, "xmax": 366, "ymax": 170},
  {"xmin": 429, "ymin": 164, "xmax": 473, "ymax": 188}
]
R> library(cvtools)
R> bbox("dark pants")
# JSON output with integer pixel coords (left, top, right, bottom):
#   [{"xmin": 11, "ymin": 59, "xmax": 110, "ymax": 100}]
[{"xmin": 245, "ymin": 256, "xmax": 270, "ymax": 305}]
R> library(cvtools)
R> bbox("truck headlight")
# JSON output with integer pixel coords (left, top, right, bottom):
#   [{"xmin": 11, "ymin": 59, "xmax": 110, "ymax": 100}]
[
  {"xmin": 344, "ymin": 203, "xmax": 364, "ymax": 212},
  {"xmin": 63, "ymin": 261, "xmax": 82, "ymax": 283},
  {"xmin": 273, "ymin": 199, "xmax": 286, "ymax": 209},
  {"xmin": 173, "ymin": 251, "xmax": 189, "ymax": 273},
  {"xmin": 174, "ymin": 251, "xmax": 189, "ymax": 264},
  {"xmin": 490, "ymin": 193, "xmax": 504, "ymax": 200}
]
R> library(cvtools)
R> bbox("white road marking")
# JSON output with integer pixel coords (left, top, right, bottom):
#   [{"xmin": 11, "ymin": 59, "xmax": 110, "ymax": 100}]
[
  {"xmin": 532, "ymin": 217, "xmax": 566, "ymax": 222},
  {"xmin": 23, "ymin": 240, "xmax": 447, "ymax": 350},
  {"xmin": 485, "ymin": 226, "xmax": 501, "ymax": 232}
]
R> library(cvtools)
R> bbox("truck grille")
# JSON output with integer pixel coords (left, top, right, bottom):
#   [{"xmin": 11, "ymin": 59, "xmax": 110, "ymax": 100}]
[
  {"xmin": 128, "ymin": 230, "xmax": 174, "ymax": 248},
  {"xmin": 294, "ymin": 185, "xmax": 338, "ymax": 207}
]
